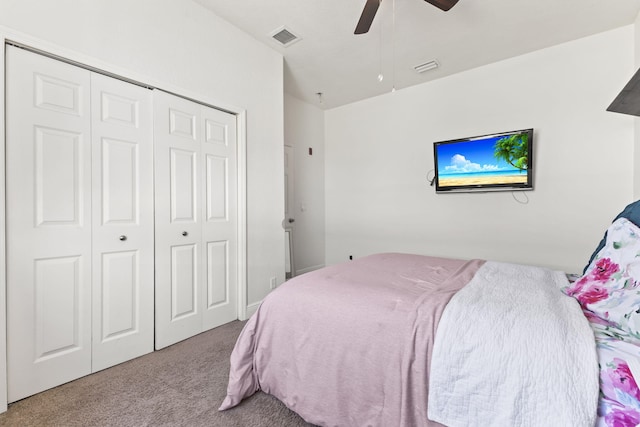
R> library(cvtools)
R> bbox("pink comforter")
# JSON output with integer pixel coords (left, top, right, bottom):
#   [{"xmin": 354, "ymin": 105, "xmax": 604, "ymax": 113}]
[{"xmin": 219, "ymin": 253, "xmax": 485, "ymax": 426}]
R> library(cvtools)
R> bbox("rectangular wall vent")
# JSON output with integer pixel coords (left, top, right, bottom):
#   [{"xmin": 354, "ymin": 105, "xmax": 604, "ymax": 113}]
[
  {"xmin": 414, "ymin": 60, "xmax": 439, "ymax": 73},
  {"xmin": 270, "ymin": 26, "xmax": 301, "ymax": 47}
]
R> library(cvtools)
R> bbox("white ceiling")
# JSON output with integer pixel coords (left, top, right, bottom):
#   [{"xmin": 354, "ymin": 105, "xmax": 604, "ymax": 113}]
[{"xmin": 193, "ymin": 0, "xmax": 640, "ymax": 110}]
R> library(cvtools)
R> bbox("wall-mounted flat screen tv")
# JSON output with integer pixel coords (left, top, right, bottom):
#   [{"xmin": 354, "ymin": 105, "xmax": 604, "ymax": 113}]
[{"xmin": 433, "ymin": 128, "xmax": 533, "ymax": 193}]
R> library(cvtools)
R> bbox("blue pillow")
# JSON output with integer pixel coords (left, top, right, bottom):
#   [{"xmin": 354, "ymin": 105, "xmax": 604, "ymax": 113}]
[{"xmin": 584, "ymin": 200, "xmax": 640, "ymax": 273}]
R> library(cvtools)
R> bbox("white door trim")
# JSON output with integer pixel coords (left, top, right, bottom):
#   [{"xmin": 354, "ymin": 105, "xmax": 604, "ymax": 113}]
[{"xmin": 0, "ymin": 27, "xmax": 249, "ymax": 413}]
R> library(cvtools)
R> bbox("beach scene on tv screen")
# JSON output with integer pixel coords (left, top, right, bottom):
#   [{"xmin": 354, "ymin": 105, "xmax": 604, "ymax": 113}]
[{"xmin": 436, "ymin": 132, "xmax": 529, "ymax": 187}]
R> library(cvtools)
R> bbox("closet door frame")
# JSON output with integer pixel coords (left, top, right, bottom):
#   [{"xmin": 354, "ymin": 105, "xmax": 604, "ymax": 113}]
[{"xmin": 0, "ymin": 31, "xmax": 249, "ymax": 413}]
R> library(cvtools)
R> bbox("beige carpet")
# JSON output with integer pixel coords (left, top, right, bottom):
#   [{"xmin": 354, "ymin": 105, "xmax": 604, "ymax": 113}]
[{"xmin": 0, "ymin": 320, "xmax": 314, "ymax": 427}]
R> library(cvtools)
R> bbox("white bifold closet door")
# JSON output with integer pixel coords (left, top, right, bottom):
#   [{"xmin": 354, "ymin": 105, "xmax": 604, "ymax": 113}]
[
  {"xmin": 6, "ymin": 46, "xmax": 154, "ymax": 402},
  {"xmin": 89, "ymin": 72, "xmax": 154, "ymax": 372},
  {"xmin": 154, "ymin": 90, "xmax": 237, "ymax": 349}
]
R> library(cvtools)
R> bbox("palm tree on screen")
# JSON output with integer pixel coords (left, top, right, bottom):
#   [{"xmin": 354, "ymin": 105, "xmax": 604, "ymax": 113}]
[{"xmin": 494, "ymin": 133, "xmax": 528, "ymax": 172}]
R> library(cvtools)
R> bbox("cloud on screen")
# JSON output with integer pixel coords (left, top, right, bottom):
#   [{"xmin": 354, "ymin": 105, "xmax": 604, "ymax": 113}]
[{"xmin": 444, "ymin": 154, "xmax": 499, "ymax": 173}]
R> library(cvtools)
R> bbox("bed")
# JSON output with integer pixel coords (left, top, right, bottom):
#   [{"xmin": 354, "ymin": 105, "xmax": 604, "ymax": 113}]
[{"xmin": 220, "ymin": 201, "xmax": 640, "ymax": 426}]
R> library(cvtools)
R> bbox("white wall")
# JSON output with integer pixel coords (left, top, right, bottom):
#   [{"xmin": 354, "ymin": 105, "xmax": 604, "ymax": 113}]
[
  {"xmin": 0, "ymin": 0, "xmax": 285, "ymax": 313},
  {"xmin": 325, "ymin": 26, "xmax": 636, "ymax": 273},
  {"xmin": 284, "ymin": 94, "xmax": 326, "ymax": 274}
]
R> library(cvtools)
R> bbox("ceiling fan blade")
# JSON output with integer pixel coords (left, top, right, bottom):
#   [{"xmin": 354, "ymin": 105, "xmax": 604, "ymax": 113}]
[
  {"xmin": 424, "ymin": 0, "xmax": 459, "ymax": 11},
  {"xmin": 354, "ymin": 0, "xmax": 381, "ymax": 35}
]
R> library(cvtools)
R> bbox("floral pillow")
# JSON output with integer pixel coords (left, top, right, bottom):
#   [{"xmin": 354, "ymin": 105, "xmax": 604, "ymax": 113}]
[
  {"xmin": 565, "ymin": 217, "xmax": 640, "ymax": 339},
  {"xmin": 564, "ymin": 217, "xmax": 640, "ymax": 426},
  {"xmin": 595, "ymin": 332, "xmax": 640, "ymax": 426}
]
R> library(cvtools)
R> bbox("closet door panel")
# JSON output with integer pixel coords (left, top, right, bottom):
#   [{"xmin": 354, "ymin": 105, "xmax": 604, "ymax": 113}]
[
  {"xmin": 202, "ymin": 106, "xmax": 237, "ymax": 330},
  {"xmin": 6, "ymin": 46, "xmax": 92, "ymax": 402},
  {"xmin": 35, "ymin": 128, "xmax": 84, "ymax": 225},
  {"xmin": 171, "ymin": 244, "xmax": 198, "ymax": 319},
  {"xmin": 34, "ymin": 256, "xmax": 84, "ymax": 357},
  {"xmin": 154, "ymin": 91, "xmax": 204, "ymax": 349},
  {"xmin": 207, "ymin": 240, "xmax": 229, "ymax": 306},
  {"xmin": 99, "ymin": 250, "xmax": 138, "ymax": 335},
  {"xmin": 171, "ymin": 147, "xmax": 198, "ymax": 222},
  {"xmin": 101, "ymin": 138, "xmax": 138, "ymax": 223},
  {"xmin": 90, "ymin": 73, "xmax": 154, "ymax": 372}
]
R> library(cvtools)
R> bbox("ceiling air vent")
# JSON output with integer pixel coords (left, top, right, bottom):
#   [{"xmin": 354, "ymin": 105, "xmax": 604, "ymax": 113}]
[
  {"xmin": 414, "ymin": 60, "xmax": 439, "ymax": 73},
  {"xmin": 270, "ymin": 26, "xmax": 301, "ymax": 47}
]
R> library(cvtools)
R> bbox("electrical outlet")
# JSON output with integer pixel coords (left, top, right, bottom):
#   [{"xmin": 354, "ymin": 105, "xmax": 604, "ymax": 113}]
[{"xmin": 270, "ymin": 277, "xmax": 277, "ymax": 290}]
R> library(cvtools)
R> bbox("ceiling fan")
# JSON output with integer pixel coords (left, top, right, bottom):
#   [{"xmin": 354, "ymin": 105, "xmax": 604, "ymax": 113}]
[{"xmin": 354, "ymin": 0, "xmax": 459, "ymax": 34}]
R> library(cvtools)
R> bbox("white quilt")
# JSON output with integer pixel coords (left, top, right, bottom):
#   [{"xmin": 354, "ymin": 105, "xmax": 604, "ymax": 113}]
[{"xmin": 428, "ymin": 261, "xmax": 599, "ymax": 427}]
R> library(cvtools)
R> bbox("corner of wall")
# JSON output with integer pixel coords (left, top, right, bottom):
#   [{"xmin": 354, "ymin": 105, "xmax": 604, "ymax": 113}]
[
  {"xmin": 635, "ymin": 13, "xmax": 640, "ymax": 200},
  {"xmin": 0, "ymin": 34, "xmax": 8, "ymax": 414}
]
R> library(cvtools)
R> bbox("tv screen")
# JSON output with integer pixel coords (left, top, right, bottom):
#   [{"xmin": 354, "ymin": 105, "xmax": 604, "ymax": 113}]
[{"xmin": 433, "ymin": 128, "xmax": 533, "ymax": 193}]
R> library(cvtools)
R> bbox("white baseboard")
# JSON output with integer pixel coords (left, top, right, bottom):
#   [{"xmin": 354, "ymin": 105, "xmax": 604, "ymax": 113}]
[{"xmin": 243, "ymin": 301, "xmax": 261, "ymax": 320}]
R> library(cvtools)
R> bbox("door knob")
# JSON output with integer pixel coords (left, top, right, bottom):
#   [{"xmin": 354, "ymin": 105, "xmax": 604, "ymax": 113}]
[
  {"xmin": 182, "ymin": 231, "xmax": 188, "ymax": 236},
  {"xmin": 288, "ymin": 218, "xmax": 295, "ymax": 223},
  {"xmin": 119, "ymin": 235, "xmax": 127, "ymax": 241}
]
